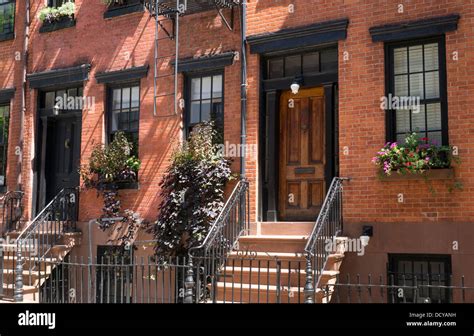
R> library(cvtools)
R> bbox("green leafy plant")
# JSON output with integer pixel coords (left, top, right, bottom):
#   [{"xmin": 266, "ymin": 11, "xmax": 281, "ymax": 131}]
[
  {"xmin": 80, "ymin": 131, "xmax": 141, "ymax": 188},
  {"xmin": 38, "ymin": 1, "xmax": 75, "ymax": 23},
  {"xmin": 148, "ymin": 121, "xmax": 234, "ymax": 258},
  {"xmin": 372, "ymin": 133, "xmax": 458, "ymax": 176}
]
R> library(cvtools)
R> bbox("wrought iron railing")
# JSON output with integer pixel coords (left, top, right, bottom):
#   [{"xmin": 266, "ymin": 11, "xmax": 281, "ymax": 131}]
[
  {"xmin": 185, "ymin": 179, "xmax": 250, "ymax": 303},
  {"xmin": 14, "ymin": 187, "xmax": 79, "ymax": 302},
  {"xmin": 304, "ymin": 177, "xmax": 349, "ymax": 303},
  {"xmin": 1, "ymin": 191, "xmax": 24, "ymax": 234}
]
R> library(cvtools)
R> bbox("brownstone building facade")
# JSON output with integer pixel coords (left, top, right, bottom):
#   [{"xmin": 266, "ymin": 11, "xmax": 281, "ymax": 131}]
[{"xmin": 0, "ymin": 0, "xmax": 473, "ymax": 303}]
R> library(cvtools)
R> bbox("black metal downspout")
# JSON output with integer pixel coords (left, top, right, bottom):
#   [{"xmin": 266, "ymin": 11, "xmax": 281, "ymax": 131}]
[{"xmin": 240, "ymin": 1, "xmax": 248, "ymax": 179}]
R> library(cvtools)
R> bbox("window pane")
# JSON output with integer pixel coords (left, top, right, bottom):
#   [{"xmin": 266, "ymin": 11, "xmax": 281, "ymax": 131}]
[
  {"xmin": 122, "ymin": 87, "xmax": 130, "ymax": 109},
  {"xmin": 303, "ymin": 52, "xmax": 319, "ymax": 73},
  {"xmin": 190, "ymin": 101, "xmax": 200, "ymax": 124},
  {"xmin": 412, "ymin": 105, "xmax": 426, "ymax": 132},
  {"xmin": 67, "ymin": 88, "xmax": 77, "ymax": 97},
  {"xmin": 45, "ymin": 91, "xmax": 55, "ymax": 109},
  {"xmin": 320, "ymin": 48, "xmax": 338, "ymax": 72},
  {"xmin": 111, "ymin": 111, "xmax": 119, "ymax": 131},
  {"xmin": 424, "ymin": 43, "xmax": 439, "ymax": 71},
  {"xmin": 285, "ymin": 55, "xmax": 301, "ymax": 77},
  {"xmin": 268, "ymin": 58, "xmax": 284, "ymax": 79},
  {"xmin": 112, "ymin": 89, "xmax": 121, "ymax": 110},
  {"xmin": 409, "ymin": 73, "xmax": 424, "ymax": 99},
  {"xmin": 426, "ymin": 103, "xmax": 442, "ymax": 131},
  {"xmin": 201, "ymin": 76, "xmax": 212, "ymax": 100},
  {"xmin": 131, "ymin": 86, "xmax": 139, "ymax": 108},
  {"xmin": 425, "ymin": 71, "xmax": 440, "ymax": 99},
  {"xmin": 78, "ymin": 87, "xmax": 83, "ymax": 97},
  {"xmin": 394, "ymin": 47, "xmax": 408, "ymax": 75},
  {"xmin": 396, "ymin": 109, "xmax": 410, "ymax": 133},
  {"xmin": 394, "ymin": 75, "xmax": 409, "ymax": 96},
  {"xmin": 212, "ymin": 75, "xmax": 223, "ymax": 98},
  {"xmin": 201, "ymin": 99, "xmax": 211, "ymax": 122},
  {"xmin": 409, "ymin": 45, "xmax": 423, "ymax": 73},
  {"xmin": 427, "ymin": 131, "xmax": 442, "ymax": 145},
  {"xmin": 191, "ymin": 78, "xmax": 201, "ymax": 100},
  {"xmin": 0, "ymin": 1, "xmax": 15, "ymax": 35}
]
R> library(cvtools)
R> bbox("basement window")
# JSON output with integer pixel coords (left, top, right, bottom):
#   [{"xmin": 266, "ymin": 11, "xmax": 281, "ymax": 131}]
[
  {"xmin": 104, "ymin": 0, "xmax": 144, "ymax": 19},
  {"xmin": 0, "ymin": 0, "xmax": 15, "ymax": 41},
  {"xmin": 388, "ymin": 254, "xmax": 451, "ymax": 303},
  {"xmin": 0, "ymin": 103, "xmax": 9, "ymax": 189}
]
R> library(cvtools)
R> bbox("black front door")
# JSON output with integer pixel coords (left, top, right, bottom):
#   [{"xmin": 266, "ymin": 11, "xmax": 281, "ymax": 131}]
[{"xmin": 45, "ymin": 114, "xmax": 82, "ymax": 203}]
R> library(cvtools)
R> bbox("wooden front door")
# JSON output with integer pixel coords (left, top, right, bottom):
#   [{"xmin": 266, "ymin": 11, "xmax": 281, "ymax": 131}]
[{"xmin": 279, "ymin": 87, "xmax": 326, "ymax": 221}]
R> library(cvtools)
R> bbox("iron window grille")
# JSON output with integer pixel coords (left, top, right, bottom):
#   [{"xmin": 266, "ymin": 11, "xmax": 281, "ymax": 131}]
[
  {"xmin": 107, "ymin": 83, "xmax": 140, "ymax": 157},
  {"xmin": 185, "ymin": 72, "xmax": 224, "ymax": 137},
  {"xmin": 386, "ymin": 36, "xmax": 448, "ymax": 145},
  {"xmin": 388, "ymin": 254, "xmax": 452, "ymax": 304},
  {"xmin": 0, "ymin": 0, "xmax": 15, "ymax": 39},
  {"xmin": 0, "ymin": 104, "xmax": 9, "ymax": 187}
]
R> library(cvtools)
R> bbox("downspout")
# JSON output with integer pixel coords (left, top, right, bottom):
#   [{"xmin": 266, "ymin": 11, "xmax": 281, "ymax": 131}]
[
  {"xmin": 239, "ymin": 0, "xmax": 248, "ymax": 179},
  {"xmin": 18, "ymin": 0, "xmax": 30, "ymax": 192}
]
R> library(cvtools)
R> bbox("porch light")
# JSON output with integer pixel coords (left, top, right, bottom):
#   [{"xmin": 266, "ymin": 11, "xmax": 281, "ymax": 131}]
[
  {"xmin": 290, "ymin": 76, "xmax": 303, "ymax": 95},
  {"xmin": 360, "ymin": 225, "xmax": 373, "ymax": 247}
]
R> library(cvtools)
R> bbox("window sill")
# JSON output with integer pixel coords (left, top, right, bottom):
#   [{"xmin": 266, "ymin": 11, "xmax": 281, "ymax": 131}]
[
  {"xmin": 379, "ymin": 168, "xmax": 454, "ymax": 181},
  {"xmin": 0, "ymin": 32, "xmax": 14, "ymax": 42},
  {"xmin": 104, "ymin": 4, "xmax": 144, "ymax": 19},
  {"xmin": 39, "ymin": 17, "xmax": 76, "ymax": 34}
]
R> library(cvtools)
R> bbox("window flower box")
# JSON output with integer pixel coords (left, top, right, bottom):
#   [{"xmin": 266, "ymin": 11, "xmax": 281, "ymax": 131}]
[
  {"xmin": 378, "ymin": 168, "xmax": 454, "ymax": 181},
  {"xmin": 38, "ymin": 2, "xmax": 75, "ymax": 34}
]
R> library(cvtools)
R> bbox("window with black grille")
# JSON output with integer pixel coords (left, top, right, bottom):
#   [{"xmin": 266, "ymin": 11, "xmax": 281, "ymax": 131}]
[
  {"xmin": 186, "ymin": 72, "xmax": 224, "ymax": 137},
  {"xmin": 0, "ymin": 0, "xmax": 15, "ymax": 40},
  {"xmin": 107, "ymin": 83, "xmax": 140, "ymax": 156},
  {"xmin": 386, "ymin": 37, "xmax": 448, "ymax": 145},
  {"xmin": 388, "ymin": 254, "xmax": 452, "ymax": 303}
]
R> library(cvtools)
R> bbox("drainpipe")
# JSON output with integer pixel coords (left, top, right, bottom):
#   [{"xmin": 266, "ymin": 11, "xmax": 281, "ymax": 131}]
[
  {"xmin": 18, "ymin": 0, "xmax": 30, "ymax": 192},
  {"xmin": 239, "ymin": 0, "xmax": 248, "ymax": 179}
]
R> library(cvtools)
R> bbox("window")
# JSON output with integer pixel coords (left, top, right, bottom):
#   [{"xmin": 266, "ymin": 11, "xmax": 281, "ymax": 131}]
[
  {"xmin": 40, "ymin": 87, "xmax": 83, "ymax": 112},
  {"xmin": 387, "ymin": 37, "xmax": 447, "ymax": 145},
  {"xmin": 0, "ymin": 104, "xmax": 9, "ymax": 187},
  {"xmin": 266, "ymin": 47, "xmax": 338, "ymax": 80},
  {"xmin": 388, "ymin": 254, "xmax": 451, "ymax": 303},
  {"xmin": 0, "ymin": 0, "xmax": 15, "ymax": 40},
  {"xmin": 108, "ymin": 84, "xmax": 140, "ymax": 156},
  {"xmin": 107, "ymin": 0, "xmax": 141, "ymax": 9},
  {"xmin": 186, "ymin": 73, "xmax": 224, "ymax": 136},
  {"xmin": 48, "ymin": 0, "xmax": 70, "ymax": 7}
]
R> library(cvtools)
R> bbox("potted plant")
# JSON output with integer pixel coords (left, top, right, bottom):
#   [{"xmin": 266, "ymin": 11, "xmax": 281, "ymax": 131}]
[{"xmin": 38, "ymin": 1, "xmax": 76, "ymax": 33}]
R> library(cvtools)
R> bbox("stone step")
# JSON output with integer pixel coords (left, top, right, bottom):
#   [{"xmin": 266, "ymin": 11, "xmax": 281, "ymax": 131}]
[
  {"xmin": 257, "ymin": 222, "xmax": 314, "ymax": 236},
  {"xmin": 237, "ymin": 235, "xmax": 308, "ymax": 253}
]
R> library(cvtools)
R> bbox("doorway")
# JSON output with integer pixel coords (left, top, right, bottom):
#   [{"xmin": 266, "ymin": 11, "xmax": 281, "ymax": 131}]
[{"xmin": 278, "ymin": 87, "xmax": 326, "ymax": 221}]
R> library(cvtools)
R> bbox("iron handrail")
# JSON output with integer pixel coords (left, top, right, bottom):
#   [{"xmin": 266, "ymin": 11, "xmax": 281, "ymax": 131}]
[
  {"xmin": 1, "ymin": 191, "xmax": 24, "ymax": 234},
  {"xmin": 304, "ymin": 177, "xmax": 349, "ymax": 303},
  {"xmin": 189, "ymin": 179, "xmax": 249, "ymax": 258}
]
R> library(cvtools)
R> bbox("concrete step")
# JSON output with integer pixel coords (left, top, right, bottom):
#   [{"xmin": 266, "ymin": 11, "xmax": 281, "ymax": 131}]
[
  {"xmin": 237, "ymin": 235, "xmax": 308, "ymax": 253},
  {"xmin": 257, "ymin": 222, "xmax": 314, "ymax": 236},
  {"xmin": 228, "ymin": 251, "xmax": 306, "ymax": 268}
]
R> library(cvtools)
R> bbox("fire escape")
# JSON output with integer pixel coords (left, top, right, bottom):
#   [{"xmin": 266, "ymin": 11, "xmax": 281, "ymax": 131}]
[{"xmin": 143, "ymin": 0, "xmax": 240, "ymax": 117}]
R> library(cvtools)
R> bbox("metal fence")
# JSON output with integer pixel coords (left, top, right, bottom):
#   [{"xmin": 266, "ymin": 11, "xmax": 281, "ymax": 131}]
[{"xmin": 38, "ymin": 256, "xmax": 474, "ymax": 304}]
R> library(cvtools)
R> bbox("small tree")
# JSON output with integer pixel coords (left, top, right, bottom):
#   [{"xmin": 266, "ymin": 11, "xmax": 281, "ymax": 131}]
[{"xmin": 149, "ymin": 122, "xmax": 233, "ymax": 258}]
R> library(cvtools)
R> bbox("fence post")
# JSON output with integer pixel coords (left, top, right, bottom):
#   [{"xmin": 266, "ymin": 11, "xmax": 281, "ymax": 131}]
[
  {"xmin": 14, "ymin": 244, "xmax": 23, "ymax": 302},
  {"xmin": 184, "ymin": 257, "xmax": 195, "ymax": 304},
  {"xmin": 304, "ymin": 255, "xmax": 314, "ymax": 304}
]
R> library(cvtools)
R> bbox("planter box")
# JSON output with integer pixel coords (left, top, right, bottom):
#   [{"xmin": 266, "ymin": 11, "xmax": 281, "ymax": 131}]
[
  {"xmin": 98, "ymin": 181, "xmax": 140, "ymax": 191},
  {"xmin": 379, "ymin": 168, "xmax": 454, "ymax": 181},
  {"xmin": 39, "ymin": 17, "xmax": 76, "ymax": 33}
]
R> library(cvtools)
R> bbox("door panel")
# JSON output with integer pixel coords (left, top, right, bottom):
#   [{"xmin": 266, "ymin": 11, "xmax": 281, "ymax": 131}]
[{"xmin": 279, "ymin": 87, "xmax": 326, "ymax": 221}]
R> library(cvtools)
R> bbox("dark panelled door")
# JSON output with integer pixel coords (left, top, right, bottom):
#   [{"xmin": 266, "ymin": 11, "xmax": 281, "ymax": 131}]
[
  {"xmin": 45, "ymin": 114, "xmax": 82, "ymax": 203},
  {"xmin": 279, "ymin": 87, "xmax": 326, "ymax": 221}
]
